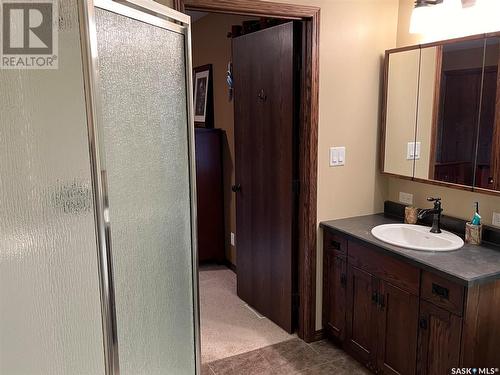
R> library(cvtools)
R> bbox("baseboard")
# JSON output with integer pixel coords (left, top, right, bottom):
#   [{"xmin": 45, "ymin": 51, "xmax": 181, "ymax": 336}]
[
  {"xmin": 224, "ymin": 259, "xmax": 236, "ymax": 273},
  {"xmin": 310, "ymin": 329, "xmax": 325, "ymax": 342}
]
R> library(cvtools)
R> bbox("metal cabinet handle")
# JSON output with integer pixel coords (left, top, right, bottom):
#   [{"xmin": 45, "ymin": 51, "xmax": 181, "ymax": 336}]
[
  {"xmin": 419, "ymin": 317, "xmax": 428, "ymax": 330},
  {"xmin": 340, "ymin": 274, "xmax": 347, "ymax": 288},
  {"xmin": 330, "ymin": 240, "xmax": 341, "ymax": 250},
  {"xmin": 378, "ymin": 294, "xmax": 385, "ymax": 309},
  {"xmin": 432, "ymin": 283, "xmax": 449, "ymax": 300}
]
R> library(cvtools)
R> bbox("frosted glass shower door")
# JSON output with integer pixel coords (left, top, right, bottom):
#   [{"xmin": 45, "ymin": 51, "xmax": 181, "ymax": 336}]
[
  {"xmin": 93, "ymin": 2, "xmax": 198, "ymax": 375},
  {"xmin": 0, "ymin": 1, "xmax": 105, "ymax": 374}
]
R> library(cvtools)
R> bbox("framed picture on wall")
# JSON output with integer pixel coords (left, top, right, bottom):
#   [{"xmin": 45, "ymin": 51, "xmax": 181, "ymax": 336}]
[{"xmin": 193, "ymin": 64, "xmax": 214, "ymax": 128}]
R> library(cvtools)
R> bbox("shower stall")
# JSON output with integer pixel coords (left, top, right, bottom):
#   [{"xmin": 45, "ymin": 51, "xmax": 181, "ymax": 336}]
[{"xmin": 0, "ymin": 0, "xmax": 199, "ymax": 374}]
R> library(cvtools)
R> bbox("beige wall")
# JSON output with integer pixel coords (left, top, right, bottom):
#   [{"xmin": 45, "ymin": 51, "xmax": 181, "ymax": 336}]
[
  {"xmin": 414, "ymin": 46, "xmax": 438, "ymax": 179},
  {"xmin": 159, "ymin": 0, "xmax": 399, "ymax": 330},
  {"xmin": 191, "ymin": 13, "xmax": 255, "ymax": 266},
  {"xmin": 384, "ymin": 49, "xmax": 420, "ymax": 177},
  {"xmin": 264, "ymin": 0, "xmax": 399, "ymax": 330},
  {"xmin": 391, "ymin": 0, "xmax": 500, "ymax": 225}
]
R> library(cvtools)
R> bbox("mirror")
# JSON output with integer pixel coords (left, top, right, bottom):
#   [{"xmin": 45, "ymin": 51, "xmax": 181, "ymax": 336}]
[
  {"xmin": 383, "ymin": 49, "xmax": 420, "ymax": 178},
  {"xmin": 414, "ymin": 46, "xmax": 440, "ymax": 180},
  {"xmin": 474, "ymin": 37, "xmax": 500, "ymax": 191},
  {"xmin": 425, "ymin": 39, "xmax": 486, "ymax": 187},
  {"xmin": 382, "ymin": 34, "xmax": 500, "ymax": 196}
]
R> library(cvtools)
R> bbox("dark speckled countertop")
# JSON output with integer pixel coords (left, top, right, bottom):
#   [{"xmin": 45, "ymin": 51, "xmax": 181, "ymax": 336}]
[{"xmin": 320, "ymin": 214, "xmax": 500, "ymax": 286}]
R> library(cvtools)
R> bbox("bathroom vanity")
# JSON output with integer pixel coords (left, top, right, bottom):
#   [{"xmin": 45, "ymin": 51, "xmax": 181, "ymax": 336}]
[{"xmin": 321, "ymin": 213, "xmax": 500, "ymax": 375}]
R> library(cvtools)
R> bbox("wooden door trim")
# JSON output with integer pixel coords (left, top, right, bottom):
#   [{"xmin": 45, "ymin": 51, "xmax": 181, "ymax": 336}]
[
  {"xmin": 428, "ymin": 45, "xmax": 443, "ymax": 180},
  {"xmin": 490, "ymin": 46, "xmax": 500, "ymax": 191},
  {"xmin": 174, "ymin": 0, "xmax": 320, "ymax": 342}
]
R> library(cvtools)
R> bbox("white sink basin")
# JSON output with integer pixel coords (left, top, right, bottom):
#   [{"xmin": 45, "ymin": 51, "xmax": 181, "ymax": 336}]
[{"xmin": 371, "ymin": 224, "xmax": 464, "ymax": 252}]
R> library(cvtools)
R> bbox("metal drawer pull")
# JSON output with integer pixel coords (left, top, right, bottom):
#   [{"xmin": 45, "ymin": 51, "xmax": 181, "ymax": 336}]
[
  {"xmin": 330, "ymin": 240, "xmax": 341, "ymax": 250},
  {"xmin": 432, "ymin": 283, "xmax": 450, "ymax": 300}
]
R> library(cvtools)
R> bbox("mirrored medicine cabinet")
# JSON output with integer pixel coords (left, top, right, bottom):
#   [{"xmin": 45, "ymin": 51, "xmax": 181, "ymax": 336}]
[{"xmin": 382, "ymin": 32, "xmax": 500, "ymax": 195}]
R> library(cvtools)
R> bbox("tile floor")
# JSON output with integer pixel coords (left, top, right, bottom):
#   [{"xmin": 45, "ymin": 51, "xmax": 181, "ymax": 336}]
[{"xmin": 201, "ymin": 338, "xmax": 370, "ymax": 375}]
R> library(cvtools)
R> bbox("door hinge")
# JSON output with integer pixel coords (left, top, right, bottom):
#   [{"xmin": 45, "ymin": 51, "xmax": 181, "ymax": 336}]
[{"xmin": 292, "ymin": 179, "xmax": 300, "ymax": 195}]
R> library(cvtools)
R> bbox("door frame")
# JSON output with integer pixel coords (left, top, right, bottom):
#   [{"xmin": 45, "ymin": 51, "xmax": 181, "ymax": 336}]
[{"xmin": 174, "ymin": 0, "xmax": 320, "ymax": 342}]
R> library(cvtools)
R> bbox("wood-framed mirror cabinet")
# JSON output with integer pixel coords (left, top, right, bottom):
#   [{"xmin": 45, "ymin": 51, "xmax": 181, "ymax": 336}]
[{"xmin": 381, "ymin": 31, "xmax": 500, "ymax": 196}]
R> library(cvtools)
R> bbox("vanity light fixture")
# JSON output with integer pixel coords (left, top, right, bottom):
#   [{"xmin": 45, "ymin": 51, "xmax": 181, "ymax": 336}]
[{"xmin": 410, "ymin": 0, "xmax": 444, "ymax": 34}]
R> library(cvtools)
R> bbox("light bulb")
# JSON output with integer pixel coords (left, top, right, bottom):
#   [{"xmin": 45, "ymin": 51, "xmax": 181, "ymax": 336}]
[{"xmin": 409, "ymin": 5, "xmax": 431, "ymax": 34}]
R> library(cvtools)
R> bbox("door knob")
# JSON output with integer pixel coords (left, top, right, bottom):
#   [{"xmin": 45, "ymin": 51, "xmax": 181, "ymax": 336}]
[{"xmin": 231, "ymin": 184, "xmax": 241, "ymax": 192}]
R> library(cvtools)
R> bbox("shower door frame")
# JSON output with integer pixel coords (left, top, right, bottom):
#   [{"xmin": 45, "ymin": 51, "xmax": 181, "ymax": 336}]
[{"xmin": 78, "ymin": 1, "xmax": 200, "ymax": 374}]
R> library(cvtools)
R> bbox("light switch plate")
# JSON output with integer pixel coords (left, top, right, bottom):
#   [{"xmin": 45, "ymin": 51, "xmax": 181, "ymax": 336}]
[
  {"xmin": 330, "ymin": 147, "xmax": 346, "ymax": 167},
  {"xmin": 492, "ymin": 213, "xmax": 500, "ymax": 227},
  {"xmin": 399, "ymin": 192, "xmax": 414, "ymax": 205},
  {"xmin": 230, "ymin": 232, "xmax": 235, "ymax": 246},
  {"xmin": 407, "ymin": 142, "xmax": 421, "ymax": 160}
]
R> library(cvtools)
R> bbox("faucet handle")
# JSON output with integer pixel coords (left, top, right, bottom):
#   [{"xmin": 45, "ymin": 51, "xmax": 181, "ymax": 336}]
[
  {"xmin": 427, "ymin": 197, "xmax": 442, "ymax": 211},
  {"xmin": 427, "ymin": 197, "xmax": 441, "ymax": 202}
]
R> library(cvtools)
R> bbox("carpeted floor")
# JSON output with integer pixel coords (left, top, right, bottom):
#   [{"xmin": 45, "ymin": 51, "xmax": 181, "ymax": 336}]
[{"xmin": 199, "ymin": 265, "xmax": 294, "ymax": 363}]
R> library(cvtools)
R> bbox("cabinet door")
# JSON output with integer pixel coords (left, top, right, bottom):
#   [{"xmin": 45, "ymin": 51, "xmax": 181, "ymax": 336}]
[
  {"xmin": 323, "ymin": 250, "xmax": 347, "ymax": 340},
  {"xmin": 417, "ymin": 301, "xmax": 462, "ymax": 375},
  {"xmin": 346, "ymin": 265, "xmax": 378, "ymax": 369},
  {"xmin": 377, "ymin": 281, "xmax": 419, "ymax": 375}
]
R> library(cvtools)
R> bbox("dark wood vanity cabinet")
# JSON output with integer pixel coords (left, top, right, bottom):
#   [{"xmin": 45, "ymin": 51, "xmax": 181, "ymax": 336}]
[
  {"xmin": 322, "ymin": 231, "xmax": 347, "ymax": 341},
  {"xmin": 345, "ymin": 265, "xmax": 377, "ymax": 367},
  {"xmin": 344, "ymin": 241, "xmax": 419, "ymax": 375},
  {"xmin": 417, "ymin": 301, "xmax": 462, "ymax": 375},
  {"xmin": 376, "ymin": 281, "xmax": 419, "ymax": 375},
  {"xmin": 323, "ymin": 229, "xmax": 500, "ymax": 375}
]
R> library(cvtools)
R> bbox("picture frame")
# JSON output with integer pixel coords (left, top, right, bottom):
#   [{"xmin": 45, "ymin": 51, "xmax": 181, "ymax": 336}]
[{"xmin": 193, "ymin": 64, "xmax": 214, "ymax": 128}]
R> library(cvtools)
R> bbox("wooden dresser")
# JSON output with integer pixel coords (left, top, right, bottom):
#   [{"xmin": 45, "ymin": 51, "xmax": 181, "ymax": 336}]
[{"xmin": 195, "ymin": 128, "xmax": 225, "ymax": 263}]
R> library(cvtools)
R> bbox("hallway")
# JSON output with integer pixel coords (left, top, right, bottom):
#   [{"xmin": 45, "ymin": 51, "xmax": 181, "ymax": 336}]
[
  {"xmin": 199, "ymin": 266, "xmax": 368, "ymax": 374},
  {"xmin": 199, "ymin": 266, "xmax": 293, "ymax": 363}
]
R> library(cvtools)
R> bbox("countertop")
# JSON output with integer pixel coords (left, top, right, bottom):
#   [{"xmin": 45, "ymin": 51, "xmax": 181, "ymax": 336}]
[{"xmin": 320, "ymin": 214, "xmax": 500, "ymax": 286}]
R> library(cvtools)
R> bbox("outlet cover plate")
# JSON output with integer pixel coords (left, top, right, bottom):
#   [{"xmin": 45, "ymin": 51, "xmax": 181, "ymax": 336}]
[
  {"xmin": 399, "ymin": 192, "xmax": 414, "ymax": 205},
  {"xmin": 492, "ymin": 213, "xmax": 500, "ymax": 227}
]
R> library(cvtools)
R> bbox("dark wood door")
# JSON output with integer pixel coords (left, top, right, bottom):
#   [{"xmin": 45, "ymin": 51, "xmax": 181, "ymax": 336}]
[
  {"xmin": 232, "ymin": 22, "xmax": 296, "ymax": 332},
  {"xmin": 377, "ymin": 281, "xmax": 419, "ymax": 375},
  {"xmin": 346, "ymin": 265, "xmax": 378, "ymax": 370},
  {"xmin": 323, "ymin": 250, "xmax": 347, "ymax": 341},
  {"xmin": 436, "ymin": 69, "xmax": 482, "ymax": 185},
  {"xmin": 417, "ymin": 301, "xmax": 462, "ymax": 375},
  {"xmin": 476, "ymin": 67, "xmax": 498, "ymax": 189}
]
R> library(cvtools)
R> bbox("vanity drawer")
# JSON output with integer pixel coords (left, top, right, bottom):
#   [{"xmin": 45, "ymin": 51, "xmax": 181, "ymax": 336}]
[
  {"xmin": 421, "ymin": 271, "xmax": 464, "ymax": 316},
  {"xmin": 324, "ymin": 230, "xmax": 347, "ymax": 256},
  {"xmin": 348, "ymin": 240, "xmax": 420, "ymax": 295}
]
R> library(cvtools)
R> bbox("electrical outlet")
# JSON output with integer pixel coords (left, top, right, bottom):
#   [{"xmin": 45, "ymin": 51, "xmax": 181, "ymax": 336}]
[
  {"xmin": 492, "ymin": 213, "xmax": 500, "ymax": 227},
  {"xmin": 399, "ymin": 192, "xmax": 414, "ymax": 205},
  {"xmin": 230, "ymin": 232, "xmax": 235, "ymax": 246}
]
